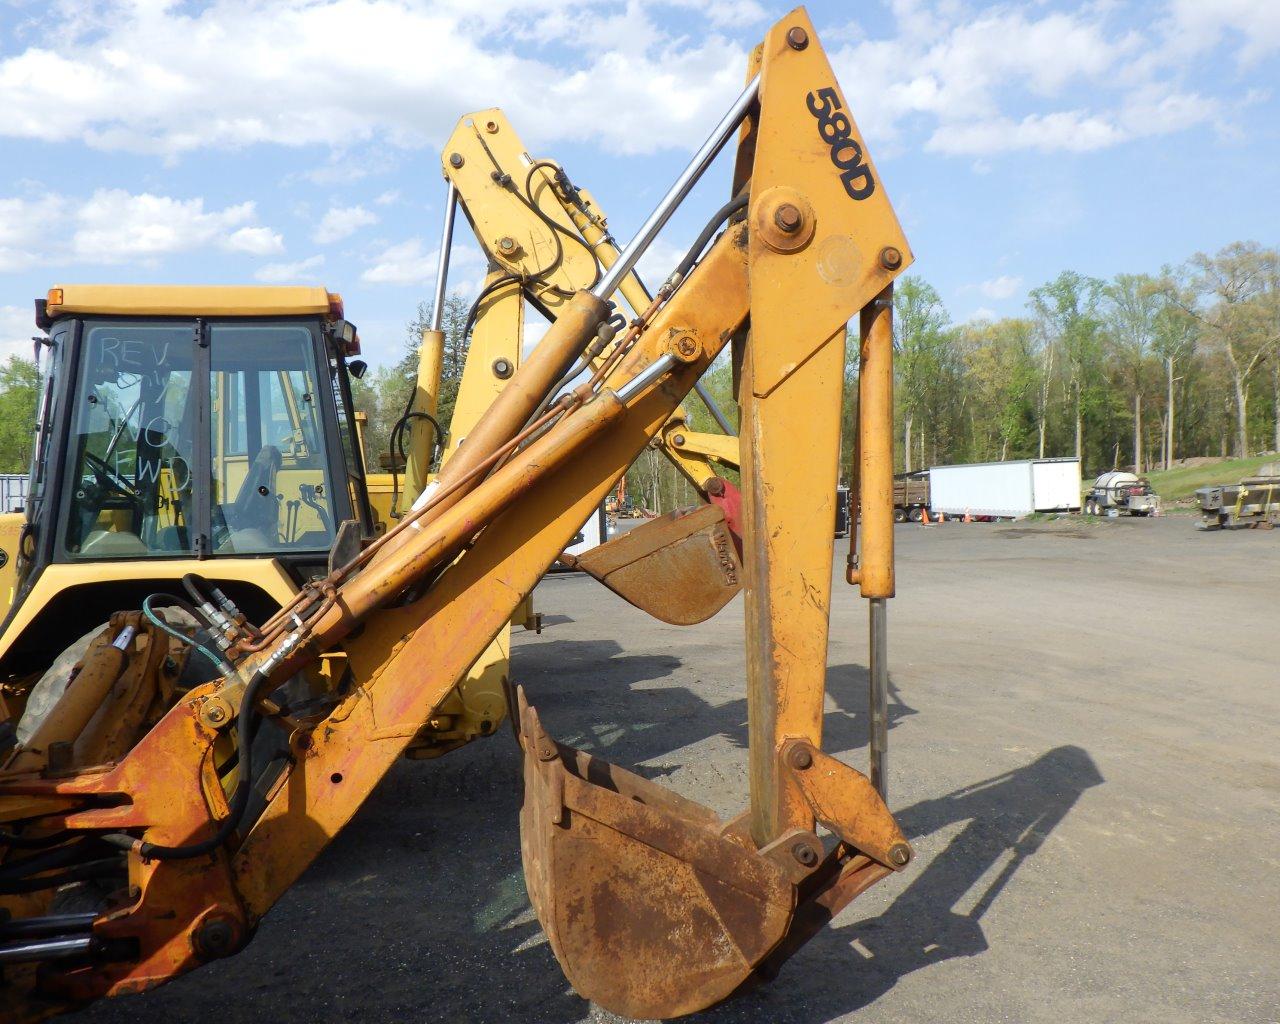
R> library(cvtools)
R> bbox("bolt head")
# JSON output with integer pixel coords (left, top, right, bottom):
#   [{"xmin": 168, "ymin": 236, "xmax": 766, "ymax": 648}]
[
  {"xmin": 889, "ymin": 843, "xmax": 911, "ymax": 867},
  {"xmin": 485, "ymin": 120, "xmax": 498, "ymax": 134},
  {"xmin": 449, "ymin": 152, "xmax": 464, "ymax": 169},
  {"xmin": 880, "ymin": 246, "xmax": 903, "ymax": 270},
  {"xmin": 788, "ymin": 745, "xmax": 813, "ymax": 770},
  {"xmin": 774, "ymin": 203, "xmax": 803, "ymax": 233},
  {"xmin": 492, "ymin": 357, "xmax": 514, "ymax": 379},
  {"xmin": 206, "ymin": 705, "xmax": 226, "ymax": 723},
  {"xmin": 705, "ymin": 477, "xmax": 726, "ymax": 497},
  {"xmin": 498, "ymin": 236, "xmax": 516, "ymax": 252},
  {"xmin": 786, "ymin": 26, "xmax": 809, "ymax": 50},
  {"xmin": 792, "ymin": 841, "xmax": 819, "ymax": 867},
  {"xmin": 672, "ymin": 434, "xmax": 686, "ymax": 447},
  {"xmin": 193, "ymin": 917, "xmax": 239, "ymax": 960}
]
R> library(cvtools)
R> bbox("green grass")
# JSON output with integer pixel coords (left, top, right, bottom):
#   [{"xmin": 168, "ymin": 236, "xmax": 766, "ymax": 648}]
[{"xmin": 1145, "ymin": 455, "xmax": 1277, "ymax": 501}]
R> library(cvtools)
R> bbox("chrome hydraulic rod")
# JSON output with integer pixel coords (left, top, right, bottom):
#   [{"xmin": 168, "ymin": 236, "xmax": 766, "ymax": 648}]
[
  {"xmin": 694, "ymin": 379, "xmax": 734, "ymax": 434},
  {"xmin": 869, "ymin": 598, "xmax": 888, "ymax": 799},
  {"xmin": 591, "ymin": 75, "xmax": 760, "ymax": 302},
  {"xmin": 430, "ymin": 181, "xmax": 458, "ymax": 332}
]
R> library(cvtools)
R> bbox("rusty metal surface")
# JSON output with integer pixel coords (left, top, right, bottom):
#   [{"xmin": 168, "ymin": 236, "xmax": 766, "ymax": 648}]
[
  {"xmin": 780, "ymin": 738, "xmax": 910, "ymax": 870},
  {"xmin": 572, "ymin": 504, "xmax": 742, "ymax": 625},
  {"xmin": 518, "ymin": 690, "xmax": 795, "ymax": 1019}
]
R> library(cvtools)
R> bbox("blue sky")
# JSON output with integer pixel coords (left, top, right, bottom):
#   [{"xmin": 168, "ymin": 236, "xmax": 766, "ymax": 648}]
[{"xmin": 0, "ymin": 0, "xmax": 1277, "ymax": 368}]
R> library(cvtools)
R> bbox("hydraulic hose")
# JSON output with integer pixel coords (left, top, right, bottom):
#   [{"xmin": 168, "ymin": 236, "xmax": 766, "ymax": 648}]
[
  {"xmin": 674, "ymin": 193, "xmax": 749, "ymax": 282},
  {"xmin": 141, "ymin": 594, "xmax": 227, "ymax": 675},
  {"xmin": 105, "ymin": 668, "xmax": 270, "ymax": 861}
]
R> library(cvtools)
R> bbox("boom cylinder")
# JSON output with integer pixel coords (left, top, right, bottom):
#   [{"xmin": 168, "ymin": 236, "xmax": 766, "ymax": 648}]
[
  {"xmin": 855, "ymin": 287, "xmax": 895, "ymax": 599},
  {"xmin": 282, "ymin": 390, "xmax": 624, "ymax": 663},
  {"xmin": 421, "ymin": 289, "xmax": 608, "ymax": 502},
  {"xmin": 403, "ymin": 327, "xmax": 445, "ymax": 506}
]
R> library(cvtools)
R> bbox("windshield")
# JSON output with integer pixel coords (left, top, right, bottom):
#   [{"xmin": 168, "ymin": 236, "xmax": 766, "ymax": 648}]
[{"xmin": 60, "ymin": 319, "xmax": 337, "ymax": 558}]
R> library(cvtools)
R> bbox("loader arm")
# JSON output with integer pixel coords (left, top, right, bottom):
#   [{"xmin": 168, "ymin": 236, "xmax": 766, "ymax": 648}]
[{"xmin": 0, "ymin": 9, "xmax": 913, "ymax": 1020}]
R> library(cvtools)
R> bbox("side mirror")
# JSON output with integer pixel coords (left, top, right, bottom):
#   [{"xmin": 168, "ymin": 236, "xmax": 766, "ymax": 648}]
[{"xmin": 347, "ymin": 358, "xmax": 368, "ymax": 380}]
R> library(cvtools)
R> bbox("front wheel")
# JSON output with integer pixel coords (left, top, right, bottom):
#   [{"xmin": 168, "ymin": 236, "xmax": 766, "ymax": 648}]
[{"xmin": 893, "ymin": 507, "xmax": 907, "ymax": 523}]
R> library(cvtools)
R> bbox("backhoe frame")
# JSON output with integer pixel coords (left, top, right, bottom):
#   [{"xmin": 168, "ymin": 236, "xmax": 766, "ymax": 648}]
[{"xmin": 0, "ymin": 8, "xmax": 913, "ymax": 1019}]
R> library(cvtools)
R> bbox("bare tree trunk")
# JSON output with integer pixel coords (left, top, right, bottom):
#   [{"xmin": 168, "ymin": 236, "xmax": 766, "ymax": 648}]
[
  {"xmin": 1165, "ymin": 356, "xmax": 1175, "ymax": 470},
  {"xmin": 1133, "ymin": 390, "xmax": 1142, "ymax": 473},
  {"xmin": 1159, "ymin": 412, "xmax": 1168, "ymax": 470},
  {"xmin": 903, "ymin": 412, "xmax": 913, "ymax": 473},
  {"xmin": 1001, "ymin": 436, "xmax": 1008, "ymax": 461},
  {"xmin": 1273, "ymin": 359, "xmax": 1280, "ymax": 453},
  {"xmin": 1074, "ymin": 380, "xmax": 1083, "ymax": 461},
  {"xmin": 1038, "ymin": 419, "xmax": 1046, "ymax": 459},
  {"xmin": 1233, "ymin": 376, "xmax": 1249, "ymax": 458}
]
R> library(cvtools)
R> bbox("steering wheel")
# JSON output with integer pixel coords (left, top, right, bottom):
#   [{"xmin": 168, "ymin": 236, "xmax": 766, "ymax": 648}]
[{"xmin": 83, "ymin": 450, "xmax": 138, "ymax": 502}]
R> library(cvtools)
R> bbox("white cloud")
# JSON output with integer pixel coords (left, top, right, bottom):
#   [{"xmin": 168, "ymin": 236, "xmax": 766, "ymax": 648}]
[
  {"xmin": 979, "ymin": 275, "xmax": 1022, "ymax": 300},
  {"xmin": 1165, "ymin": 0, "xmax": 1280, "ymax": 66},
  {"xmin": 361, "ymin": 238, "xmax": 439, "ymax": 286},
  {"xmin": 0, "ymin": 305, "xmax": 36, "ymax": 363},
  {"xmin": 226, "ymin": 225, "xmax": 285, "ymax": 255},
  {"xmin": 313, "ymin": 204, "xmax": 378, "ymax": 244},
  {"xmin": 374, "ymin": 190, "xmax": 401, "ymax": 206},
  {"xmin": 827, "ymin": 1, "xmax": 1228, "ymax": 158},
  {"xmin": 0, "ymin": 0, "xmax": 748, "ymax": 160},
  {"xmin": 361, "ymin": 237, "xmax": 483, "ymax": 288},
  {"xmin": 255, "ymin": 255, "xmax": 326, "ymax": 283},
  {"xmin": 0, "ymin": 189, "xmax": 284, "ymax": 269},
  {"xmin": 929, "ymin": 112, "xmax": 1125, "ymax": 155}
]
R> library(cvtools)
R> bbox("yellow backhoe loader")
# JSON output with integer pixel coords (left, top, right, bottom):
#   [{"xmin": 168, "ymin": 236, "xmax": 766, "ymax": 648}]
[{"xmin": 0, "ymin": 9, "xmax": 911, "ymax": 1020}]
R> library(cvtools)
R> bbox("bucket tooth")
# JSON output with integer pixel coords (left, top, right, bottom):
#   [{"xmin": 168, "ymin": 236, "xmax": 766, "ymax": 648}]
[{"xmin": 517, "ymin": 691, "xmax": 792, "ymax": 1018}]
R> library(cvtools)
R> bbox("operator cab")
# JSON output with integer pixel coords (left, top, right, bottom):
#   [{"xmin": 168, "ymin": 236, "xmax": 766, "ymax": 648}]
[{"xmin": 22, "ymin": 286, "xmax": 371, "ymax": 589}]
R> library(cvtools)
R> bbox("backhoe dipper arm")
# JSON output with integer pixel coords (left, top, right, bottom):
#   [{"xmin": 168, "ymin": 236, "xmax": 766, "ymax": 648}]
[{"xmin": 0, "ymin": 9, "xmax": 912, "ymax": 1021}]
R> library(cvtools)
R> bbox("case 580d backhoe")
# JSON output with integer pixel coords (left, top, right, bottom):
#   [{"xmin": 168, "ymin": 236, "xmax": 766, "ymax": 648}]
[{"xmin": 0, "ymin": 9, "xmax": 914, "ymax": 1019}]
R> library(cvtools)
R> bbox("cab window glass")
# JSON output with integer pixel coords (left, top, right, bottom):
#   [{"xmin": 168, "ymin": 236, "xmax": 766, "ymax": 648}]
[
  {"xmin": 209, "ymin": 324, "xmax": 334, "ymax": 553},
  {"xmin": 62, "ymin": 323, "xmax": 195, "ymax": 557}
]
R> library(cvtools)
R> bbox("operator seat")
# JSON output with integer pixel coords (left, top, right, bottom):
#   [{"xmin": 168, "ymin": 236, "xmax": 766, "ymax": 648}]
[{"xmin": 226, "ymin": 445, "xmax": 282, "ymax": 539}]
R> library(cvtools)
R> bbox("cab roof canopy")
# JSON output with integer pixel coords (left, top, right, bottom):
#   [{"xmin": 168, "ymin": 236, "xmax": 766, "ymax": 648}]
[{"xmin": 41, "ymin": 285, "xmax": 343, "ymax": 321}]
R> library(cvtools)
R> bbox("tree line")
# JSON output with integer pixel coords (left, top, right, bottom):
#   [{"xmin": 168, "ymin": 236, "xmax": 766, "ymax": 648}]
[
  {"xmin": 0, "ymin": 239, "xmax": 1274, "ymax": 508},
  {"xmin": 895, "ymin": 240, "xmax": 1280, "ymax": 477}
]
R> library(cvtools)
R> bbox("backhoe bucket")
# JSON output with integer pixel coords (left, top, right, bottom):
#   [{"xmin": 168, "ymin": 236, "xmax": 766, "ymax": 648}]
[
  {"xmin": 566, "ymin": 504, "xmax": 741, "ymax": 625},
  {"xmin": 518, "ymin": 692, "xmax": 792, "ymax": 1018}
]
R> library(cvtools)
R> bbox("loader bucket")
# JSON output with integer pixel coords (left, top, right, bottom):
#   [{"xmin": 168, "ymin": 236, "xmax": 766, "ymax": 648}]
[
  {"xmin": 518, "ymin": 692, "xmax": 795, "ymax": 1019},
  {"xmin": 566, "ymin": 503, "xmax": 741, "ymax": 625}
]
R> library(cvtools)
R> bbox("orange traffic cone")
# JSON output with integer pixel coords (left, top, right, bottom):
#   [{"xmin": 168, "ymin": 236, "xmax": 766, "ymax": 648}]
[{"xmin": 921, "ymin": 508, "xmax": 931, "ymax": 524}]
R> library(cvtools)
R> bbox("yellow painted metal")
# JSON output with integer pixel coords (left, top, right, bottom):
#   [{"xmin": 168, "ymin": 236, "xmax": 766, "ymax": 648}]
[
  {"xmin": 442, "ymin": 110, "xmax": 595, "ymax": 312},
  {"xmin": 0, "ymin": 559, "xmax": 299, "ymax": 666},
  {"xmin": 440, "ymin": 275, "xmax": 524, "ymax": 464},
  {"xmin": 738, "ymin": 8, "xmax": 910, "ymax": 845},
  {"xmin": 660, "ymin": 408, "xmax": 741, "ymax": 489},
  {"xmin": 850, "ymin": 286, "xmax": 895, "ymax": 598},
  {"xmin": 46, "ymin": 285, "xmax": 339, "ymax": 320},
  {"xmin": 0, "ymin": 512, "xmax": 22, "ymax": 619},
  {"xmin": 746, "ymin": 8, "xmax": 911, "ymax": 399},
  {"xmin": 403, "ymin": 327, "xmax": 445, "ymax": 508},
  {"xmin": 234, "ymin": 225, "xmax": 751, "ymax": 914}
]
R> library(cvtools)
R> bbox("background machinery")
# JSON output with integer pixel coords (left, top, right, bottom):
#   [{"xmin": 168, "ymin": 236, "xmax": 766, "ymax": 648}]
[
  {"xmin": 1197, "ymin": 461, "xmax": 1280, "ymax": 529},
  {"xmin": 0, "ymin": 9, "xmax": 915, "ymax": 1020},
  {"xmin": 1086, "ymin": 471, "xmax": 1160, "ymax": 517}
]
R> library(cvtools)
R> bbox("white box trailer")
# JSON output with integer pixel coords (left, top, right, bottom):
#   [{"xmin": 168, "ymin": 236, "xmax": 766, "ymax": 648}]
[{"xmin": 928, "ymin": 458, "xmax": 1081, "ymax": 518}]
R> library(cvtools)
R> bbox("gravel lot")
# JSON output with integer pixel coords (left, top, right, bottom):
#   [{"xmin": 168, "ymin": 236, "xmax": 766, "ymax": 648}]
[{"xmin": 85, "ymin": 516, "xmax": 1279, "ymax": 1024}]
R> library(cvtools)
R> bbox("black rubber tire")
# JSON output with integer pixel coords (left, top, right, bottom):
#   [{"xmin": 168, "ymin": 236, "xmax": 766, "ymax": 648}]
[
  {"xmin": 893, "ymin": 507, "xmax": 907, "ymax": 523},
  {"xmin": 908, "ymin": 507, "xmax": 923, "ymax": 523}
]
